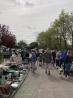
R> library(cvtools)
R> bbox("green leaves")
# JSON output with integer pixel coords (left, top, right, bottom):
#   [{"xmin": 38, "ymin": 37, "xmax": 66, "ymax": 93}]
[
  {"xmin": 37, "ymin": 10, "xmax": 73, "ymax": 50},
  {"xmin": 29, "ymin": 42, "xmax": 38, "ymax": 49},
  {"xmin": 17, "ymin": 40, "xmax": 27, "ymax": 49}
]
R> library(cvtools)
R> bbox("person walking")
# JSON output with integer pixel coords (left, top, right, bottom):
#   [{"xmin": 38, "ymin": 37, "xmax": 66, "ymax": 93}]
[
  {"xmin": 64, "ymin": 50, "xmax": 72, "ymax": 78},
  {"xmin": 56, "ymin": 51, "xmax": 61, "ymax": 68},
  {"xmin": 52, "ymin": 50, "xmax": 56, "ymax": 66},
  {"xmin": 10, "ymin": 52, "xmax": 16, "ymax": 63},
  {"xmin": 38, "ymin": 52, "xmax": 43, "ymax": 67},
  {"xmin": 44, "ymin": 48, "xmax": 52, "ymax": 75},
  {"xmin": 31, "ymin": 50, "xmax": 37, "ymax": 73},
  {"xmin": 60, "ymin": 50, "xmax": 67, "ymax": 68}
]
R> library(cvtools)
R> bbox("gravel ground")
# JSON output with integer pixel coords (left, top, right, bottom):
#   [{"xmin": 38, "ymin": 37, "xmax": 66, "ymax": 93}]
[{"xmin": 14, "ymin": 66, "xmax": 73, "ymax": 98}]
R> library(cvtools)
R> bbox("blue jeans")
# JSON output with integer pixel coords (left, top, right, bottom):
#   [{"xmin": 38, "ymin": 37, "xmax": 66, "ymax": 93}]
[{"xmin": 64, "ymin": 63, "xmax": 71, "ymax": 76}]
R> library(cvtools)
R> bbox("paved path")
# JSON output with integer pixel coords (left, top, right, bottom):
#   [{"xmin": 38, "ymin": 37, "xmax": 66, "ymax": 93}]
[{"xmin": 14, "ymin": 66, "xmax": 73, "ymax": 98}]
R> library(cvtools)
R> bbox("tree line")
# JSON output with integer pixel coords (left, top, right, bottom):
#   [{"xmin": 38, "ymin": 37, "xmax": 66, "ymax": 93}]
[
  {"xmin": 1, "ymin": 10, "xmax": 73, "ymax": 50},
  {"xmin": 37, "ymin": 10, "xmax": 73, "ymax": 50}
]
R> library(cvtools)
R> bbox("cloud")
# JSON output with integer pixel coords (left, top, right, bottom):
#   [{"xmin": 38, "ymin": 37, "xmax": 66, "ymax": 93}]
[
  {"xmin": 26, "ymin": 26, "xmax": 33, "ymax": 30},
  {"xmin": 15, "ymin": 0, "xmax": 24, "ymax": 5},
  {"xmin": 0, "ymin": 0, "xmax": 73, "ymax": 43},
  {"xmin": 25, "ymin": 1, "xmax": 34, "ymax": 7},
  {"xmin": 15, "ymin": 0, "xmax": 35, "ymax": 7}
]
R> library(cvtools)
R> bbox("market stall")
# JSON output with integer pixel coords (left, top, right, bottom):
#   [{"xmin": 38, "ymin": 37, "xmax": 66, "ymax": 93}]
[{"xmin": 0, "ymin": 60, "xmax": 29, "ymax": 98}]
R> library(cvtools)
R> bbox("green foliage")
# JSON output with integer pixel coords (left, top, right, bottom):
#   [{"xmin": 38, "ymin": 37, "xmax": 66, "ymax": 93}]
[
  {"xmin": 29, "ymin": 42, "xmax": 38, "ymax": 49},
  {"xmin": 37, "ymin": 10, "xmax": 73, "ymax": 50},
  {"xmin": 17, "ymin": 40, "xmax": 28, "ymax": 49}
]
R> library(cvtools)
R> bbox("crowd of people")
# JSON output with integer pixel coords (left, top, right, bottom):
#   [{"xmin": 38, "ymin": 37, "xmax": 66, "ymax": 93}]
[{"xmin": 9, "ymin": 48, "xmax": 73, "ymax": 79}]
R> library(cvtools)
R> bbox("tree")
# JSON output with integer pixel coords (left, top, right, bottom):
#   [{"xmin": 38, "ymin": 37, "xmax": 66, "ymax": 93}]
[
  {"xmin": 17, "ymin": 40, "xmax": 27, "ymax": 49},
  {"xmin": 29, "ymin": 42, "xmax": 38, "ymax": 49},
  {"xmin": 37, "ymin": 10, "xmax": 72, "ymax": 50},
  {"xmin": 37, "ymin": 32, "xmax": 47, "ymax": 48},
  {"xmin": 0, "ymin": 24, "xmax": 2, "ymax": 44},
  {"xmin": 58, "ymin": 10, "xmax": 70, "ymax": 49},
  {"xmin": 0, "ymin": 24, "xmax": 16, "ymax": 48},
  {"xmin": 67, "ymin": 13, "xmax": 73, "ymax": 51}
]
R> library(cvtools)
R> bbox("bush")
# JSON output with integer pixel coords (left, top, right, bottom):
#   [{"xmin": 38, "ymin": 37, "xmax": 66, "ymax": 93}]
[{"xmin": 0, "ymin": 53, "xmax": 4, "ymax": 64}]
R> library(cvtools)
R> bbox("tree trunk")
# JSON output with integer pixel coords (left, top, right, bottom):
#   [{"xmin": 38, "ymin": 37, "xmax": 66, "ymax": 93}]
[
  {"xmin": 64, "ymin": 39, "xmax": 67, "ymax": 49},
  {"xmin": 72, "ymin": 31, "xmax": 73, "ymax": 53},
  {"xmin": 59, "ymin": 35, "xmax": 62, "ymax": 49}
]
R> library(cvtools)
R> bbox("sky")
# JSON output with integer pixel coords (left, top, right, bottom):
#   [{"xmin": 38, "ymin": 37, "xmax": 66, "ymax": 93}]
[{"xmin": 0, "ymin": 0, "xmax": 73, "ymax": 43}]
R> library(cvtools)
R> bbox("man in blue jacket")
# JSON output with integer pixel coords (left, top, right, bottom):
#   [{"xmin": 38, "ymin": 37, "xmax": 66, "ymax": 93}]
[{"xmin": 60, "ymin": 50, "xmax": 67, "ymax": 67}]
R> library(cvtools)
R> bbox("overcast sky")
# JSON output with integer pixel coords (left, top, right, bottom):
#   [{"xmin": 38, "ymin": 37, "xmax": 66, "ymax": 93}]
[{"xmin": 0, "ymin": 0, "xmax": 73, "ymax": 43}]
